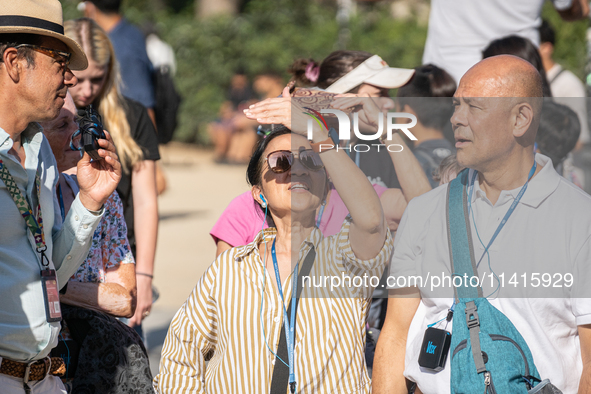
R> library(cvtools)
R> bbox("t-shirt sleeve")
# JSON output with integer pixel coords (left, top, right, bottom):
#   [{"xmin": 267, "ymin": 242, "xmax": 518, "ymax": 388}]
[
  {"xmin": 572, "ymin": 235, "xmax": 591, "ymax": 326},
  {"xmin": 127, "ymin": 98, "xmax": 160, "ymax": 161},
  {"xmin": 210, "ymin": 192, "xmax": 264, "ymax": 248},
  {"xmin": 388, "ymin": 198, "xmax": 421, "ymax": 288}
]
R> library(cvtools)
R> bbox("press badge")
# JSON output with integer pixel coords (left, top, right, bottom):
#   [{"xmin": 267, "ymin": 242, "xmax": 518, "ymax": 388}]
[{"xmin": 41, "ymin": 269, "xmax": 62, "ymax": 322}]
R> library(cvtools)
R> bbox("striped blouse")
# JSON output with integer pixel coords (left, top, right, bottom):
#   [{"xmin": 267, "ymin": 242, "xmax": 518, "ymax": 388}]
[{"xmin": 154, "ymin": 217, "xmax": 393, "ymax": 393}]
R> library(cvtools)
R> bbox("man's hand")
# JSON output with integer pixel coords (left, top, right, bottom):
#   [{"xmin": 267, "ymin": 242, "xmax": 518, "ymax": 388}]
[{"xmin": 77, "ymin": 130, "xmax": 122, "ymax": 212}]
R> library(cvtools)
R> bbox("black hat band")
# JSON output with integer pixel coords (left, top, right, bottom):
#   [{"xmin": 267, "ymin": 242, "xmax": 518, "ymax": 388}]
[{"xmin": 0, "ymin": 15, "xmax": 64, "ymax": 35}]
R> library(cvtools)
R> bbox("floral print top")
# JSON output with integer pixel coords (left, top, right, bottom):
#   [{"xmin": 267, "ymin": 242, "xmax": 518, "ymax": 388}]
[{"xmin": 61, "ymin": 174, "xmax": 135, "ymax": 283}]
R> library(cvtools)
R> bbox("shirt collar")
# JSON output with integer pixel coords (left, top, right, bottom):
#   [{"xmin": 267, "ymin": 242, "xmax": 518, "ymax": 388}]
[
  {"xmin": 234, "ymin": 226, "xmax": 324, "ymax": 261},
  {"xmin": 0, "ymin": 123, "xmax": 43, "ymax": 156},
  {"xmin": 469, "ymin": 154, "xmax": 560, "ymax": 208}
]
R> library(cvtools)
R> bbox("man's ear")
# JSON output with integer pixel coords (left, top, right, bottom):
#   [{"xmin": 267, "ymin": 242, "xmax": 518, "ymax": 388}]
[
  {"xmin": 2, "ymin": 47, "xmax": 23, "ymax": 83},
  {"xmin": 512, "ymin": 102, "xmax": 534, "ymax": 139}
]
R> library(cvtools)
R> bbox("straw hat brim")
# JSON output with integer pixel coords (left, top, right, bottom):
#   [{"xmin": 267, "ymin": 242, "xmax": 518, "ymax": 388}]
[{"xmin": 0, "ymin": 25, "xmax": 87, "ymax": 70}]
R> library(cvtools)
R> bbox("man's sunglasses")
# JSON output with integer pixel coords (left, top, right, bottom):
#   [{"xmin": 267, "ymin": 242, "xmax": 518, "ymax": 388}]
[
  {"xmin": 14, "ymin": 44, "xmax": 71, "ymax": 69},
  {"xmin": 266, "ymin": 149, "xmax": 324, "ymax": 173}
]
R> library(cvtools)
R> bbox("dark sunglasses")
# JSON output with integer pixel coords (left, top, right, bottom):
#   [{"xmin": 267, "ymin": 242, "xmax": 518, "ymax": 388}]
[
  {"xmin": 14, "ymin": 44, "xmax": 71, "ymax": 69},
  {"xmin": 266, "ymin": 149, "xmax": 324, "ymax": 174}
]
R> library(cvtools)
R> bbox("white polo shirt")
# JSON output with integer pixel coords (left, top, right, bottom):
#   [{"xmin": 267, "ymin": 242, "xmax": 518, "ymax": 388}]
[{"xmin": 389, "ymin": 154, "xmax": 591, "ymax": 394}]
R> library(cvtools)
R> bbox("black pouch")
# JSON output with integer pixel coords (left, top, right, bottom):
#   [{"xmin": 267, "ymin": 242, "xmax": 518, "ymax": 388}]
[
  {"xmin": 50, "ymin": 335, "xmax": 80, "ymax": 378},
  {"xmin": 418, "ymin": 327, "xmax": 451, "ymax": 372}
]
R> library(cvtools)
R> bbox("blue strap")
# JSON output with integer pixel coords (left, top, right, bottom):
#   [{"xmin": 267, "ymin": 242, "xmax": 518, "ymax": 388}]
[
  {"xmin": 57, "ymin": 183, "xmax": 65, "ymax": 222},
  {"xmin": 468, "ymin": 162, "xmax": 537, "ymax": 268},
  {"xmin": 447, "ymin": 169, "xmax": 480, "ymax": 300},
  {"xmin": 271, "ymin": 239, "xmax": 298, "ymax": 391},
  {"xmin": 447, "ymin": 161, "xmax": 537, "ymax": 300}
]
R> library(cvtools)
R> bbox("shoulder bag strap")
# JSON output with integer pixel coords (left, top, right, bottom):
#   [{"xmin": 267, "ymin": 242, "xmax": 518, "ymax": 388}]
[
  {"xmin": 446, "ymin": 169, "xmax": 482, "ymax": 301},
  {"xmin": 446, "ymin": 169, "xmax": 486, "ymax": 374}
]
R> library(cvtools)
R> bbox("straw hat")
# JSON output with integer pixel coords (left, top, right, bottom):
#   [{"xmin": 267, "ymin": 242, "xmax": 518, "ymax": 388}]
[{"xmin": 0, "ymin": 0, "xmax": 88, "ymax": 70}]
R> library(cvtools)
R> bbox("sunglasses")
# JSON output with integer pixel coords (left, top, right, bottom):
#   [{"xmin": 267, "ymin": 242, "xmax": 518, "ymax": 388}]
[
  {"xmin": 266, "ymin": 149, "xmax": 324, "ymax": 174},
  {"xmin": 14, "ymin": 44, "xmax": 71, "ymax": 70}
]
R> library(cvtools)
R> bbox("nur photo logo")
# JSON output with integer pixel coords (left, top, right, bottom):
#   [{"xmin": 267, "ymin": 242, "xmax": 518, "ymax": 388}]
[{"xmin": 304, "ymin": 107, "xmax": 418, "ymax": 152}]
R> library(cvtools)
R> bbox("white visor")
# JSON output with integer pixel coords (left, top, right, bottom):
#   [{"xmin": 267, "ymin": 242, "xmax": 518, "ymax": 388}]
[{"xmin": 324, "ymin": 55, "xmax": 415, "ymax": 94}]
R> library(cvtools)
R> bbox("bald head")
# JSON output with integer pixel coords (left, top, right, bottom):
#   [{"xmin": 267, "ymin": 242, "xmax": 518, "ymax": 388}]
[
  {"xmin": 460, "ymin": 55, "xmax": 543, "ymax": 98},
  {"xmin": 452, "ymin": 55, "xmax": 542, "ymax": 174}
]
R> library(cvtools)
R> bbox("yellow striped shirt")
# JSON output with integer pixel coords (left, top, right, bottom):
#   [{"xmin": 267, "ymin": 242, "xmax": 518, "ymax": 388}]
[{"xmin": 154, "ymin": 217, "xmax": 393, "ymax": 393}]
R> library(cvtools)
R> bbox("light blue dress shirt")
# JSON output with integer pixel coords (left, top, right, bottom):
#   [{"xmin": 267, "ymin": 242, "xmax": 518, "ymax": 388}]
[{"xmin": 0, "ymin": 124, "xmax": 103, "ymax": 362}]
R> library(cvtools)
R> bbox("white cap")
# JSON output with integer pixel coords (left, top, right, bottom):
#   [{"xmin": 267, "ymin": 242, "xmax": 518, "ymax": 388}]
[{"xmin": 324, "ymin": 55, "xmax": 415, "ymax": 94}]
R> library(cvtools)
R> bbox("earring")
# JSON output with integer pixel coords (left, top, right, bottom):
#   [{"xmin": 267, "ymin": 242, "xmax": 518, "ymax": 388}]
[
  {"xmin": 261, "ymin": 201, "xmax": 267, "ymax": 208},
  {"xmin": 321, "ymin": 199, "xmax": 326, "ymax": 206}
]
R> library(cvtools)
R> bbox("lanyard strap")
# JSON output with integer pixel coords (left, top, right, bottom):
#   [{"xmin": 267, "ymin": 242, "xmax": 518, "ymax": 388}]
[
  {"xmin": 0, "ymin": 159, "xmax": 49, "ymax": 267},
  {"xmin": 57, "ymin": 183, "xmax": 65, "ymax": 222},
  {"xmin": 271, "ymin": 239, "xmax": 298, "ymax": 390},
  {"xmin": 468, "ymin": 160, "xmax": 537, "ymax": 267},
  {"xmin": 315, "ymin": 203, "xmax": 325, "ymax": 228}
]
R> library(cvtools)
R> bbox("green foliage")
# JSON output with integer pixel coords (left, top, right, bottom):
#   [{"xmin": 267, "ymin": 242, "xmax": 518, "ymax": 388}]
[
  {"xmin": 60, "ymin": 0, "xmax": 427, "ymax": 143},
  {"xmin": 541, "ymin": 1, "xmax": 589, "ymax": 80},
  {"xmin": 60, "ymin": 0, "xmax": 589, "ymax": 144}
]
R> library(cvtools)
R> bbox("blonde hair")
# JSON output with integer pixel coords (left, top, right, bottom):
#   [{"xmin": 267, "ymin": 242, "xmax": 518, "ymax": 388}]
[{"xmin": 65, "ymin": 18, "xmax": 144, "ymax": 173}]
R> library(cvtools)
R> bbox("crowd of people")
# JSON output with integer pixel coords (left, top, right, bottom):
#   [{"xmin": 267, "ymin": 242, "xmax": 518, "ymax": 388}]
[{"xmin": 1, "ymin": 0, "xmax": 591, "ymax": 393}]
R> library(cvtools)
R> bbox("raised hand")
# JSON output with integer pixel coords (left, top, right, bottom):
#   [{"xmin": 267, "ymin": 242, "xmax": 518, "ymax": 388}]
[
  {"xmin": 331, "ymin": 93, "xmax": 395, "ymax": 134},
  {"xmin": 243, "ymin": 86, "xmax": 317, "ymax": 137},
  {"xmin": 77, "ymin": 130, "xmax": 122, "ymax": 212},
  {"xmin": 244, "ymin": 86, "xmax": 292, "ymax": 127}
]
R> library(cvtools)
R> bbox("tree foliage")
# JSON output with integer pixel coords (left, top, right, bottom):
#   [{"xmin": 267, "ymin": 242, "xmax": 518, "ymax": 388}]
[{"xmin": 61, "ymin": 0, "xmax": 589, "ymax": 144}]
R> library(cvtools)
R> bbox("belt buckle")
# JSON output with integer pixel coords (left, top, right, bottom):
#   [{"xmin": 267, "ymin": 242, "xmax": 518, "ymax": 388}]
[
  {"xmin": 23, "ymin": 361, "xmax": 33, "ymax": 385},
  {"xmin": 23, "ymin": 357, "xmax": 50, "ymax": 384}
]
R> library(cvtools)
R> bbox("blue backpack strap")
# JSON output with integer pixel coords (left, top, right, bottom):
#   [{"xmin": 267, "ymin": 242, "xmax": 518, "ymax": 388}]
[
  {"xmin": 447, "ymin": 169, "xmax": 486, "ymax": 374},
  {"xmin": 446, "ymin": 168, "xmax": 482, "ymax": 300}
]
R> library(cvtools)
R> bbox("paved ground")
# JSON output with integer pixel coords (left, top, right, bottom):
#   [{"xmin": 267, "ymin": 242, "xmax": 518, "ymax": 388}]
[{"xmin": 143, "ymin": 143, "xmax": 250, "ymax": 377}]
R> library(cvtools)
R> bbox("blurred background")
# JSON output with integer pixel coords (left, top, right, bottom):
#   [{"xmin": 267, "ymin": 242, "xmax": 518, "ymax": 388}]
[{"xmin": 61, "ymin": 0, "xmax": 590, "ymax": 145}]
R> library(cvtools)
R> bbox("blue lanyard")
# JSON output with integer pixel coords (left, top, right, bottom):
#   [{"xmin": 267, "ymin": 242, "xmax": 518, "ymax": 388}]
[
  {"xmin": 315, "ymin": 203, "xmax": 325, "ymax": 228},
  {"xmin": 57, "ymin": 183, "xmax": 65, "ymax": 222},
  {"xmin": 271, "ymin": 239, "xmax": 298, "ymax": 392},
  {"xmin": 468, "ymin": 160, "xmax": 537, "ymax": 267}
]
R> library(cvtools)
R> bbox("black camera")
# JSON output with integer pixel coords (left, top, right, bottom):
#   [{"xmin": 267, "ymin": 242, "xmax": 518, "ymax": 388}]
[{"xmin": 78, "ymin": 105, "xmax": 105, "ymax": 161}]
